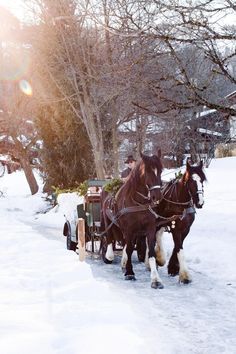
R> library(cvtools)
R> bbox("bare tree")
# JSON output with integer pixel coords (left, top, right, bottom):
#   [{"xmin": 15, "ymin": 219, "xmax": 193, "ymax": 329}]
[
  {"xmin": 105, "ymin": 0, "xmax": 236, "ymax": 114},
  {"xmin": 0, "ymin": 6, "xmax": 39, "ymax": 194},
  {"xmin": 22, "ymin": 0, "xmax": 236, "ymax": 173}
]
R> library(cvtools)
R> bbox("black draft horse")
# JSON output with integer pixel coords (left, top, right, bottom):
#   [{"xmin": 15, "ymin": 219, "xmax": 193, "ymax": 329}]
[
  {"xmin": 101, "ymin": 151, "xmax": 164, "ymax": 289},
  {"xmin": 153, "ymin": 160, "xmax": 207, "ymax": 284}
]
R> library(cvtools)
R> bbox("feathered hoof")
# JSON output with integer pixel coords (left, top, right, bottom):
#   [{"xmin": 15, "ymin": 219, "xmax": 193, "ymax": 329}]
[
  {"xmin": 157, "ymin": 259, "xmax": 166, "ymax": 267},
  {"xmin": 125, "ymin": 274, "xmax": 136, "ymax": 281},
  {"xmin": 151, "ymin": 281, "xmax": 164, "ymax": 289},
  {"xmin": 103, "ymin": 257, "xmax": 113, "ymax": 264}
]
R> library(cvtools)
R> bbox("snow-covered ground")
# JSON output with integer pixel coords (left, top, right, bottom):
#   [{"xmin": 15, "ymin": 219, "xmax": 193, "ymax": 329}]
[{"xmin": 0, "ymin": 158, "xmax": 236, "ymax": 354}]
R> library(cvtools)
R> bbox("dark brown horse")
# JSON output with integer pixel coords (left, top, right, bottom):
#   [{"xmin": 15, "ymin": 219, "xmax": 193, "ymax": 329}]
[
  {"xmin": 153, "ymin": 160, "xmax": 207, "ymax": 284},
  {"xmin": 101, "ymin": 151, "xmax": 164, "ymax": 289}
]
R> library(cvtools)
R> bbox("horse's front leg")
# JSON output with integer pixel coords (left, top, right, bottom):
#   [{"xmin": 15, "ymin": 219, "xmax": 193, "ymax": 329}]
[
  {"xmin": 168, "ymin": 249, "xmax": 179, "ymax": 276},
  {"xmin": 178, "ymin": 248, "xmax": 191, "ymax": 284},
  {"xmin": 105, "ymin": 242, "xmax": 114, "ymax": 263},
  {"xmin": 147, "ymin": 229, "xmax": 164, "ymax": 289},
  {"xmin": 124, "ymin": 240, "xmax": 136, "ymax": 280},
  {"xmin": 170, "ymin": 229, "xmax": 191, "ymax": 284},
  {"xmin": 136, "ymin": 235, "xmax": 146, "ymax": 262}
]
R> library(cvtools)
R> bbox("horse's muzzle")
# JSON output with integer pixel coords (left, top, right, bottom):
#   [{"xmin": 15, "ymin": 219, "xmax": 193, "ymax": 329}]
[{"xmin": 196, "ymin": 203, "xmax": 203, "ymax": 209}]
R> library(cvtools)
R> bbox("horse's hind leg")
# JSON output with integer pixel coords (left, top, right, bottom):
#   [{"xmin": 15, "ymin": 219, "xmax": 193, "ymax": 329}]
[
  {"xmin": 103, "ymin": 223, "xmax": 115, "ymax": 263},
  {"xmin": 104, "ymin": 242, "xmax": 115, "ymax": 263},
  {"xmin": 145, "ymin": 239, "xmax": 150, "ymax": 270},
  {"xmin": 121, "ymin": 244, "xmax": 128, "ymax": 270},
  {"xmin": 155, "ymin": 227, "xmax": 166, "ymax": 266}
]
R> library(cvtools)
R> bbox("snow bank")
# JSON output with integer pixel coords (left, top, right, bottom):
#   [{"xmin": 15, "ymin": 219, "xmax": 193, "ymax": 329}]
[{"xmin": 0, "ymin": 158, "xmax": 236, "ymax": 354}]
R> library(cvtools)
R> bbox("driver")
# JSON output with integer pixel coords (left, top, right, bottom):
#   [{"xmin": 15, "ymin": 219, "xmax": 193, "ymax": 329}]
[{"xmin": 121, "ymin": 155, "xmax": 136, "ymax": 182}]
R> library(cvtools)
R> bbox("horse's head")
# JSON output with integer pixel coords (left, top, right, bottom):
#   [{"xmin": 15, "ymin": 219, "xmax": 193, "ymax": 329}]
[
  {"xmin": 184, "ymin": 160, "xmax": 207, "ymax": 209},
  {"xmin": 140, "ymin": 149, "xmax": 163, "ymax": 203}
]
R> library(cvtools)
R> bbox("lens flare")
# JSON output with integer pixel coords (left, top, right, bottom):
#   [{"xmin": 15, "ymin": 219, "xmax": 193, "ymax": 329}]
[
  {"xmin": 19, "ymin": 80, "xmax": 32, "ymax": 96},
  {"xmin": 0, "ymin": 49, "xmax": 31, "ymax": 81}
]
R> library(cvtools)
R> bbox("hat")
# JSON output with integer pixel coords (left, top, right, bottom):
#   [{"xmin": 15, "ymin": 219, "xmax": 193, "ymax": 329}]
[{"xmin": 125, "ymin": 155, "xmax": 136, "ymax": 164}]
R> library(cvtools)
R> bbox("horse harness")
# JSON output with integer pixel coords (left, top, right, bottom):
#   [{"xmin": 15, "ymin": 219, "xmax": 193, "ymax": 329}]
[
  {"xmin": 99, "ymin": 177, "xmax": 198, "ymax": 237},
  {"xmin": 99, "ymin": 190, "xmax": 181, "ymax": 237},
  {"xmin": 160, "ymin": 178, "xmax": 196, "ymax": 232}
]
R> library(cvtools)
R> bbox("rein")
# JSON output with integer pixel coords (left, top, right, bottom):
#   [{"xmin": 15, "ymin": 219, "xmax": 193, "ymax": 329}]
[
  {"xmin": 162, "ymin": 196, "xmax": 191, "ymax": 206},
  {"xmin": 96, "ymin": 201, "xmax": 160, "ymax": 237},
  {"xmin": 161, "ymin": 179, "xmax": 192, "ymax": 207},
  {"xmin": 110, "ymin": 202, "xmax": 161, "ymax": 222}
]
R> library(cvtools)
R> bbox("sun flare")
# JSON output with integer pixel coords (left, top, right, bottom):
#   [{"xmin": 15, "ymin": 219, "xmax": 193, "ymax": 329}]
[{"xmin": 19, "ymin": 80, "xmax": 33, "ymax": 96}]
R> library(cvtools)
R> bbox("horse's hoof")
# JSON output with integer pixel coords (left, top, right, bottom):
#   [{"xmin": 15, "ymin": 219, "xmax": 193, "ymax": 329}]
[
  {"xmin": 168, "ymin": 267, "xmax": 179, "ymax": 276},
  {"xmin": 156, "ymin": 259, "xmax": 166, "ymax": 267},
  {"xmin": 168, "ymin": 263, "xmax": 179, "ymax": 276},
  {"xmin": 151, "ymin": 281, "xmax": 164, "ymax": 289},
  {"xmin": 125, "ymin": 275, "xmax": 136, "ymax": 281},
  {"xmin": 181, "ymin": 278, "xmax": 192, "ymax": 284},
  {"xmin": 103, "ymin": 258, "xmax": 113, "ymax": 264},
  {"xmin": 169, "ymin": 272, "xmax": 179, "ymax": 277}
]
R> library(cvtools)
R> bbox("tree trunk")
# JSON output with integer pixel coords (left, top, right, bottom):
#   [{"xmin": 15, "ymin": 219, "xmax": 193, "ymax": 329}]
[
  {"xmin": 0, "ymin": 141, "xmax": 39, "ymax": 195},
  {"xmin": 112, "ymin": 125, "xmax": 119, "ymax": 178},
  {"xmin": 136, "ymin": 116, "xmax": 147, "ymax": 153},
  {"xmin": 78, "ymin": 99, "xmax": 106, "ymax": 179},
  {"xmin": 93, "ymin": 148, "xmax": 105, "ymax": 179},
  {"xmin": 20, "ymin": 158, "xmax": 39, "ymax": 195}
]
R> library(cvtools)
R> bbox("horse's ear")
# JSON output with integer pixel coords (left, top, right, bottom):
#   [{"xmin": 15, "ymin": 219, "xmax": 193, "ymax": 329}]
[
  {"xmin": 154, "ymin": 147, "xmax": 161, "ymax": 158},
  {"xmin": 140, "ymin": 151, "xmax": 144, "ymax": 159},
  {"xmin": 186, "ymin": 158, "xmax": 191, "ymax": 171},
  {"xmin": 199, "ymin": 160, "xmax": 203, "ymax": 169}
]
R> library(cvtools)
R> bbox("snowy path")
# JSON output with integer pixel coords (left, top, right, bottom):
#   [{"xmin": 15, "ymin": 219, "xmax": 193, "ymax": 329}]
[
  {"xmin": 0, "ymin": 158, "xmax": 236, "ymax": 354},
  {"xmin": 87, "ymin": 240, "xmax": 236, "ymax": 354}
]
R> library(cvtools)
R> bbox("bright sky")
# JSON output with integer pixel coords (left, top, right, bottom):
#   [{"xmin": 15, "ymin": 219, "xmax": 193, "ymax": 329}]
[
  {"xmin": 0, "ymin": 0, "xmax": 28, "ymax": 21},
  {"xmin": 0, "ymin": 0, "xmax": 234, "ymax": 25}
]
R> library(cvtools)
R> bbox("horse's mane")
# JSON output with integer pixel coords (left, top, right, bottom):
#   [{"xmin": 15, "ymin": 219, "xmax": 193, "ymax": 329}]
[
  {"xmin": 183, "ymin": 164, "xmax": 207, "ymax": 184},
  {"xmin": 121, "ymin": 160, "xmax": 142, "ymax": 199},
  {"xmin": 162, "ymin": 163, "xmax": 206, "ymax": 199},
  {"xmin": 121, "ymin": 155, "xmax": 163, "ymax": 200}
]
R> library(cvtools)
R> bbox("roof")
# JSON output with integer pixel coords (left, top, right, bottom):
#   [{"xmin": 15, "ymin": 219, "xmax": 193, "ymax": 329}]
[
  {"xmin": 196, "ymin": 109, "xmax": 217, "ymax": 118},
  {"xmin": 224, "ymin": 91, "xmax": 236, "ymax": 99},
  {"xmin": 196, "ymin": 127, "xmax": 222, "ymax": 137}
]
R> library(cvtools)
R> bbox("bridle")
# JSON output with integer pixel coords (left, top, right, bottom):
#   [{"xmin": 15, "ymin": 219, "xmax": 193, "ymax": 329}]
[
  {"xmin": 162, "ymin": 173, "xmax": 204, "ymax": 207},
  {"xmin": 135, "ymin": 184, "xmax": 162, "ymax": 203},
  {"xmin": 188, "ymin": 174, "xmax": 204, "ymax": 205},
  {"xmin": 148, "ymin": 184, "xmax": 162, "ymax": 191}
]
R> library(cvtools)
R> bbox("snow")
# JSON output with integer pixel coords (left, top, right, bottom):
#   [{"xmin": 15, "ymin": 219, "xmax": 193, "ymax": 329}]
[{"xmin": 0, "ymin": 158, "xmax": 236, "ymax": 354}]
